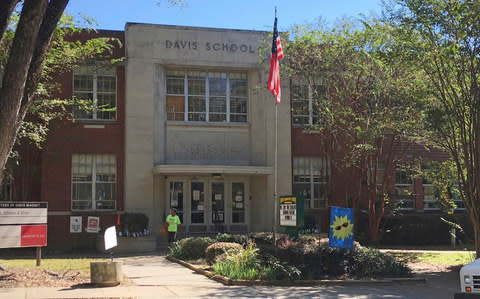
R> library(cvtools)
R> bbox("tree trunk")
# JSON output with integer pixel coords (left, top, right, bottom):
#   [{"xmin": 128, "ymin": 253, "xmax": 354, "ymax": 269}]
[
  {"xmin": 0, "ymin": 0, "xmax": 48, "ymax": 185},
  {"xmin": 0, "ymin": 0, "xmax": 68, "ymax": 185}
]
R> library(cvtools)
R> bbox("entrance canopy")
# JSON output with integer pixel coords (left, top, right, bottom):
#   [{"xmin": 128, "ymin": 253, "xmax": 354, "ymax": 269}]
[{"xmin": 153, "ymin": 165, "xmax": 273, "ymax": 175}]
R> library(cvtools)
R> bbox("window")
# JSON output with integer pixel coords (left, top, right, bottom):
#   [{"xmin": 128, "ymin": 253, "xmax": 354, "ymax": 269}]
[
  {"xmin": 232, "ymin": 182, "xmax": 245, "ymax": 223},
  {"xmin": 73, "ymin": 65, "xmax": 116, "ymax": 120},
  {"xmin": 422, "ymin": 169, "xmax": 441, "ymax": 210},
  {"xmin": 72, "ymin": 154, "xmax": 116, "ymax": 211},
  {"xmin": 293, "ymin": 157, "xmax": 329, "ymax": 209},
  {"xmin": 0, "ymin": 176, "xmax": 13, "ymax": 201},
  {"xmin": 291, "ymin": 83, "xmax": 327, "ymax": 126},
  {"xmin": 191, "ymin": 182, "xmax": 205, "ymax": 223},
  {"xmin": 395, "ymin": 167, "xmax": 414, "ymax": 209},
  {"xmin": 166, "ymin": 70, "xmax": 248, "ymax": 123}
]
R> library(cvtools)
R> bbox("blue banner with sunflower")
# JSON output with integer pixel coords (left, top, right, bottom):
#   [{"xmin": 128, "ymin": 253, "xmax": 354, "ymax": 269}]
[{"xmin": 329, "ymin": 206, "xmax": 354, "ymax": 249}]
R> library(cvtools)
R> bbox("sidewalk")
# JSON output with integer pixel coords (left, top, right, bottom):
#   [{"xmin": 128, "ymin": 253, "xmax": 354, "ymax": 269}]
[{"xmin": 0, "ymin": 251, "xmax": 463, "ymax": 298}]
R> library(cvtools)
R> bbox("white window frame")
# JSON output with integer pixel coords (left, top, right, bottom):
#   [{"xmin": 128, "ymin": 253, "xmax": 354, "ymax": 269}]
[
  {"xmin": 166, "ymin": 70, "xmax": 248, "ymax": 123},
  {"xmin": 395, "ymin": 167, "xmax": 415, "ymax": 210},
  {"xmin": 73, "ymin": 66, "xmax": 117, "ymax": 121},
  {"xmin": 71, "ymin": 154, "xmax": 116, "ymax": 211},
  {"xmin": 293, "ymin": 156, "xmax": 330, "ymax": 209},
  {"xmin": 291, "ymin": 82, "xmax": 326, "ymax": 126}
]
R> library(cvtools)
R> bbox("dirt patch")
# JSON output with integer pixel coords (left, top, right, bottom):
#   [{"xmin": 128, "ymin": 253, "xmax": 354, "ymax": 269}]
[{"xmin": 0, "ymin": 268, "xmax": 135, "ymax": 288}]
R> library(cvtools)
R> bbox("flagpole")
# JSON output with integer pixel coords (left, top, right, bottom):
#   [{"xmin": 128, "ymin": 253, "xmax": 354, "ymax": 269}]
[
  {"xmin": 273, "ymin": 6, "xmax": 278, "ymax": 246},
  {"xmin": 273, "ymin": 101, "xmax": 278, "ymax": 244}
]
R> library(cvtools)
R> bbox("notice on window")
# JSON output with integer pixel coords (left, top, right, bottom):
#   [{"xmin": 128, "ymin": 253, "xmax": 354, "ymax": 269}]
[
  {"xmin": 86, "ymin": 216, "xmax": 100, "ymax": 233},
  {"xmin": 193, "ymin": 190, "xmax": 200, "ymax": 201},
  {"xmin": 70, "ymin": 216, "xmax": 82, "ymax": 233},
  {"xmin": 215, "ymin": 194, "xmax": 222, "ymax": 201}
]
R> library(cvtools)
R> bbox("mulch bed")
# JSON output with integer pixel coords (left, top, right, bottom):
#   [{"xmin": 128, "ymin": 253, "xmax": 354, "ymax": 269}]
[{"xmin": 0, "ymin": 268, "xmax": 135, "ymax": 288}]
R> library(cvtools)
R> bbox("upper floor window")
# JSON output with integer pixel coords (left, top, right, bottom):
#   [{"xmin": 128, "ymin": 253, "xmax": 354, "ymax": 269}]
[
  {"xmin": 166, "ymin": 70, "xmax": 248, "ymax": 123},
  {"xmin": 73, "ymin": 65, "xmax": 116, "ymax": 121},
  {"xmin": 292, "ymin": 156, "xmax": 330, "ymax": 209},
  {"xmin": 291, "ymin": 83, "xmax": 327, "ymax": 126},
  {"xmin": 72, "ymin": 154, "xmax": 116, "ymax": 211}
]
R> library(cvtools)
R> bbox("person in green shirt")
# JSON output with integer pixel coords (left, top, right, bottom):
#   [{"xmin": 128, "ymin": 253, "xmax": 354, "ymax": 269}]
[{"xmin": 166, "ymin": 208, "xmax": 181, "ymax": 246}]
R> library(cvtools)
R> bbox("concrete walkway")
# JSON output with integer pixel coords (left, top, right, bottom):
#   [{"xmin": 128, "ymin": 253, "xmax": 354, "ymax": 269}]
[{"xmin": 0, "ymin": 252, "xmax": 463, "ymax": 298}]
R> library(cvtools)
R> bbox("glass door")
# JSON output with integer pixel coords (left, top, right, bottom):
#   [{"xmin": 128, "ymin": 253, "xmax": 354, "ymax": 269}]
[
  {"xmin": 211, "ymin": 182, "xmax": 225, "ymax": 223},
  {"xmin": 191, "ymin": 182, "xmax": 205, "ymax": 224},
  {"xmin": 169, "ymin": 181, "xmax": 184, "ymax": 222}
]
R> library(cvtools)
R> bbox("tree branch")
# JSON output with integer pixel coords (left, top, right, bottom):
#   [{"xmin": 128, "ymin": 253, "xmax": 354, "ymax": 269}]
[
  {"xmin": 0, "ymin": 0, "xmax": 20, "ymax": 46},
  {"xmin": 18, "ymin": 0, "xmax": 69, "ymax": 121}
]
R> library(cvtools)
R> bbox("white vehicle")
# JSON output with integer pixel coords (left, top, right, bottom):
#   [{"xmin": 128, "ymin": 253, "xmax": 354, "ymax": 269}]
[{"xmin": 460, "ymin": 258, "xmax": 480, "ymax": 293}]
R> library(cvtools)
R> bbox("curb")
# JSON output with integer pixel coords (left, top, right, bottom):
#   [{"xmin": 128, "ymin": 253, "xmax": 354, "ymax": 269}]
[{"xmin": 165, "ymin": 256, "xmax": 426, "ymax": 286}]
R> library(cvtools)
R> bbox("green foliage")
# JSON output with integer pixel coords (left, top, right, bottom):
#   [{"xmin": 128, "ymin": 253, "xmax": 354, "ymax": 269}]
[
  {"xmin": 1, "ymin": 13, "xmax": 120, "ymax": 155},
  {"xmin": 345, "ymin": 247, "xmax": 411, "ymax": 278},
  {"xmin": 169, "ymin": 237, "xmax": 215, "ymax": 260},
  {"xmin": 215, "ymin": 233, "xmax": 249, "ymax": 245},
  {"xmin": 205, "ymin": 242, "xmax": 243, "ymax": 265},
  {"xmin": 212, "ymin": 242, "xmax": 261, "ymax": 280}
]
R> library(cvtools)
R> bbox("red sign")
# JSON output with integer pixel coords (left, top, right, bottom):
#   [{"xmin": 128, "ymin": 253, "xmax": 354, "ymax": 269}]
[{"xmin": 20, "ymin": 225, "xmax": 47, "ymax": 247}]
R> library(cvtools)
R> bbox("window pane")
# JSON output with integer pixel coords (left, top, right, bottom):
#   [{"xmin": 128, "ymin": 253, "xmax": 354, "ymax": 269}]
[
  {"xmin": 209, "ymin": 75, "xmax": 227, "ymax": 97},
  {"xmin": 191, "ymin": 182, "xmax": 205, "ymax": 223},
  {"xmin": 74, "ymin": 75, "xmax": 93, "ymax": 92},
  {"xmin": 73, "ymin": 93, "xmax": 94, "ymax": 119},
  {"xmin": 212, "ymin": 182, "xmax": 224, "ymax": 223},
  {"xmin": 209, "ymin": 97, "xmax": 226, "ymax": 122},
  {"xmin": 188, "ymin": 77, "xmax": 206, "ymax": 95},
  {"xmin": 72, "ymin": 183, "xmax": 92, "ymax": 202},
  {"xmin": 188, "ymin": 96, "xmax": 206, "ymax": 121},
  {"xmin": 167, "ymin": 76, "xmax": 185, "ymax": 95},
  {"xmin": 97, "ymin": 76, "xmax": 116, "ymax": 92},
  {"xmin": 232, "ymin": 183, "xmax": 245, "ymax": 223},
  {"xmin": 167, "ymin": 95, "xmax": 185, "ymax": 121},
  {"xmin": 230, "ymin": 79, "xmax": 247, "ymax": 97},
  {"xmin": 96, "ymin": 93, "xmax": 116, "ymax": 120},
  {"xmin": 170, "ymin": 182, "xmax": 184, "ymax": 222}
]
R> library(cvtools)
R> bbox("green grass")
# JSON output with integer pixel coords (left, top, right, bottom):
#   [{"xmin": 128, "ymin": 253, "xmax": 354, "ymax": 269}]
[
  {"xmin": 391, "ymin": 252, "xmax": 476, "ymax": 266},
  {"xmin": 0, "ymin": 258, "xmax": 106, "ymax": 276}
]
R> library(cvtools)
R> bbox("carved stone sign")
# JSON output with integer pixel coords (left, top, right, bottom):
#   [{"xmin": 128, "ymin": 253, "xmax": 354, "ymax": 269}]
[{"xmin": 165, "ymin": 40, "xmax": 257, "ymax": 54}]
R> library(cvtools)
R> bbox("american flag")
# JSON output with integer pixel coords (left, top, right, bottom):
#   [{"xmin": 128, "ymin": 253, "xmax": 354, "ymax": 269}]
[{"xmin": 267, "ymin": 16, "xmax": 283, "ymax": 104}]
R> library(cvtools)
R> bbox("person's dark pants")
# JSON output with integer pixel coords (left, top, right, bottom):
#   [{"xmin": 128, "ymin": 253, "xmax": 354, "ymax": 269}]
[{"xmin": 168, "ymin": 231, "xmax": 176, "ymax": 245}]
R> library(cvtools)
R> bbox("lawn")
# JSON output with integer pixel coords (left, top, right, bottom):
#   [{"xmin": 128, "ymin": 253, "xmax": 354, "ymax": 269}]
[
  {"xmin": 0, "ymin": 257, "xmax": 106, "ymax": 276},
  {"xmin": 390, "ymin": 252, "xmax": 476, "ymax": 266}
]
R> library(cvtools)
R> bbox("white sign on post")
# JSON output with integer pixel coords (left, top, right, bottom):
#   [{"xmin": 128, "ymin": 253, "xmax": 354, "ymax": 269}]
[
  {"xmin": 70, "ymin": 216, "xmax": 82, "ymax": 233},
  {"xmin": 104, "ymin": 226, "xmax": 117, "ymax": 251}
]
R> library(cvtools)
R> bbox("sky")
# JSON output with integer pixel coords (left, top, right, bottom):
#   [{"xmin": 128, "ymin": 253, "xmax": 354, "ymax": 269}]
[{"xmin": 64, "ymin": 0, "xmax": 383, "ymax": 32}]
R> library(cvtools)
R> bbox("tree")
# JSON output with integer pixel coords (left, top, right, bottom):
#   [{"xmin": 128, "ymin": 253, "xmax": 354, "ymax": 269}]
[
  {"xmin": 0, "ymin": 0, "xmax": 70, "ymax": 185},
  {"xmin": 384, "ymin": 0, "xmax": 480, "ymax": 257},
  {"xmin": 286, "ymin": 19, "xmax": 427, "ymax": 242}
]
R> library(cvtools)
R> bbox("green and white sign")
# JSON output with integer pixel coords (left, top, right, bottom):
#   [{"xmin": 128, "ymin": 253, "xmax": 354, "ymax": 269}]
[{"xmin": 279, "ymin": 196, "xmax": 304, "ymax": 227}]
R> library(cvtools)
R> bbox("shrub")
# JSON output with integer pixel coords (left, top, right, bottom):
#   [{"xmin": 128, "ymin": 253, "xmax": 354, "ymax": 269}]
[
  {"xmin": 169, "ymin": 237, "xmax": 215, "ymax": 260},
  {"xmin": 346, "ymin": 248, "xmax": 411, "ymax": 278},
  {"xmin": 260, "ymin": 254, "xmax": 301, "ymax": 281},
  {"xmin": 213, "ymin": 243, "xmax": 261, "ymax": 280},
  {"xmin": 215, "ymin": 233, "xmax": 249, "ymax": 245},
  {"xmin": 205, "ymin": 242, "xmax": 243, "ymax": 265}
]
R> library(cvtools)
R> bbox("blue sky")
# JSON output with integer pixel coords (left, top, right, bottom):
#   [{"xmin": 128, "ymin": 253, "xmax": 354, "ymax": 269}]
[{"xmin": 65, "ymin": 0, "xmax": 383, "ymax": 32}]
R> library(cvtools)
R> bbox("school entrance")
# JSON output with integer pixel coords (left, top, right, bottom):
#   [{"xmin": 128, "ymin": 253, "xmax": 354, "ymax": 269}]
[{"xmin": 166, "ymin": 176, "xmax": 250, "ymax": 233}]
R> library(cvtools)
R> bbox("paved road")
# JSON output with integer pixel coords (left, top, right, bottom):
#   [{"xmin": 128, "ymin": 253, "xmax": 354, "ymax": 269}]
[{"xmin": 0, "ymin": 253, "xmax": 462, "ymax": 298}]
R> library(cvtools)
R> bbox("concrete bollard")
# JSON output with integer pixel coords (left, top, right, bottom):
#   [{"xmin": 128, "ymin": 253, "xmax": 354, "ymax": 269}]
[{"xmin": 90, "ymin": 261, "xmax": 123, "ymax": 286}]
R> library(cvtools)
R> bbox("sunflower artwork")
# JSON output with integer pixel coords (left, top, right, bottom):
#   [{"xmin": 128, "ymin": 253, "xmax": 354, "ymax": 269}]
[{"xmin": 329, "ymin": 206, "xmax": 354, "ymax": 249}]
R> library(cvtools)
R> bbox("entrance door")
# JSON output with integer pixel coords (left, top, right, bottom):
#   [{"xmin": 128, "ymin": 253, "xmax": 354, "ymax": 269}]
[
  {"xmin": 169, "ymin": 181, "xmax": 184, "ymax": 222},
  {"xmin": 190, "ymin": 181, "xmax": 205, "ymax": 224},
  {"xmin": 211, "ymin": 182, "xmax": 225, "ymax": 224}
]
